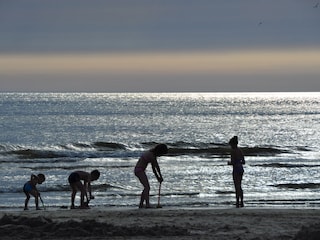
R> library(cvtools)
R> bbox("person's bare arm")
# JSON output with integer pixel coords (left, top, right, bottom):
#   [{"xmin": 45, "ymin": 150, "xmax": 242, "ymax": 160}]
[{"xmin": 152, "ymin": 160, "xmax": 163, "ymax": 183}]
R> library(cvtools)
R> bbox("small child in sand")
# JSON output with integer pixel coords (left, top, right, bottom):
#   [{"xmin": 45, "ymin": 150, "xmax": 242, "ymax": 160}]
[
  {"xmin": 68, "ymin": 170, "xmax": 100, "ymax": 209},
  {"xmin": 23, "ymin": 173, "xmax": 46, "ymax": 210}
]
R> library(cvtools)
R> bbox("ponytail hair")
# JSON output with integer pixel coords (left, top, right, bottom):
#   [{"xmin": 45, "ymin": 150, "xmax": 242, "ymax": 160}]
[
  {"xmin": 229, "ymin": 136, "xmax": 238, "ymax": 146},
  {"xmin": 152, "ymin": 144, "xmax": 168, "ymax": 156}
]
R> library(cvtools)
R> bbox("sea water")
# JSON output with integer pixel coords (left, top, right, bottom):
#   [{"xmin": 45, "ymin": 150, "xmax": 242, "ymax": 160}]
[{"xmin": 1, "ymin": 92, "xmax": 320, "ymax": 210}]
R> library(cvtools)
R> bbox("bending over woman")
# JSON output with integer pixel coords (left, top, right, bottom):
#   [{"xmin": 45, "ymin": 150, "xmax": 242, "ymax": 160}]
[{"xmin": 134, "ymin": 144, "xmax": 168, "ymax": 208}]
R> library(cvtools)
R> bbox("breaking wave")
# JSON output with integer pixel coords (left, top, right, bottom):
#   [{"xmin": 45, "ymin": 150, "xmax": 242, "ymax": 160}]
[
  {"xmin": 273, "ymin": 183, "xmax": 320, "ymax": 189},
  {"xmin": 0, "ymin": 141, "xmax": 294, "ymax": 160}
]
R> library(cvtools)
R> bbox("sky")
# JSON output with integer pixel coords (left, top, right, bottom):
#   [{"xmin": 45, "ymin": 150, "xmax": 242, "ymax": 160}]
[{"xmin": 0, "ymin": 0, "xmax": 320, "ymax": 92}]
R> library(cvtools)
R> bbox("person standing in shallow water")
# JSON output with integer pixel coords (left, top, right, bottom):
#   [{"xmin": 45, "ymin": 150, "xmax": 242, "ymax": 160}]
[
  {"xmin": 134, "ymin": 144, "xmax": 168, "ymax": 208},
  {"xmin": 228, "ymin": 136, "xmax": 245, "ymax": 208}
]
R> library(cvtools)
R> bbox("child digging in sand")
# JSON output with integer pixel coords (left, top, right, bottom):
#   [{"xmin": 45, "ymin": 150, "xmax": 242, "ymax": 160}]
[
  {"xmin": 23, "ymin": 173, "xmax": 46, "ymax": 210},
  {"xmin": 68, "ymin": 170, "xmax": 100, "ymax": 209}
]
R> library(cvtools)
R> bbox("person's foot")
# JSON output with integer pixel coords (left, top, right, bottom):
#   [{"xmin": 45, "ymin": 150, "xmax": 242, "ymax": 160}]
[
  {"xmin": 79, "ymin": 205, "xmax": 90, "ymax": 209},
  {"xmin": 139, "ymin": 204, "xmax": 154, "ymax": 209},
  {"xmin": 70, "ymin": 205, "xmax": 76, "ymax": 209},
  {"xmin": 24, "ymin": 207, "xmax": 29, "ymax": 211},
  {"xmin": 36, "ymin": 207, "xmax": 41, "ymax": 210},
  {"xmin": 240, "ymin": 202, "xmax": 244, "ymax": 208}
]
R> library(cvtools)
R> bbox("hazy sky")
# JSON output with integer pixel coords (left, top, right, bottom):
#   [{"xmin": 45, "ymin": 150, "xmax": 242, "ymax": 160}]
[{"xmin": 1, "ymin": 0, "xmax": 320, "ymax": 92}]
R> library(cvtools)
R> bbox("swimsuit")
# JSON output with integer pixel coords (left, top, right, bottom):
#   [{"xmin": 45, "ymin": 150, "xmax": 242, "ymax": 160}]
[
  {"xmin": 68, "ymin": 172, "xmax": 81, "ymax": 184},
  {"xmin": 23, "ymin": 182, "xmax": 33, "ymax": 193},
  {"xmin": 134, "ymin": 154, "xmax": 151, "ymax": 175},
  {"xmin": 233, "ymin": 159, "xmax": 244, "ymax": 174}
]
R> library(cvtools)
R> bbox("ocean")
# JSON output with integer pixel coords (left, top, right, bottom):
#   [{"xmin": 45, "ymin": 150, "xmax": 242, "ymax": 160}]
[{"xmin": 1, "ymin": 92, "xmax": 320, "ymax": 210}]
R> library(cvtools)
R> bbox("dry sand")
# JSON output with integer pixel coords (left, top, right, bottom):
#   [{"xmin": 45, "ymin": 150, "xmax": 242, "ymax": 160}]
[{"xmin": 1, "ymin": 207, "xmax": 320, "ymax": 239}]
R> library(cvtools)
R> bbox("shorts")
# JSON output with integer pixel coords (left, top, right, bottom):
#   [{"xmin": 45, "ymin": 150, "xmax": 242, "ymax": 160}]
[
  {"xmin": 233, "ymin": 164, "xmax": 244, "ymax": 175},
  {"xmin": 23, "ymin": 182, "xmax": 33, "ymax": 193},
  {"xmin": 68, "ymin": 172, "xmax": 81, "ymax": 184}
]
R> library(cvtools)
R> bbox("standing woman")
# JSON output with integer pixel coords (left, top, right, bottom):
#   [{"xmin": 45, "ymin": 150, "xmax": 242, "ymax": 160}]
[
  {"xmin": 134, "ymin": 144, "xmax": 168, "ymax": 208},
  {"xmin": 228, "ymin": 136, "xmax": 245, "ymax": 208}
]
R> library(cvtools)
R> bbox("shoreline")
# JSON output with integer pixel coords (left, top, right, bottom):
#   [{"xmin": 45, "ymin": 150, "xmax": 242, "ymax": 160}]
[{"xmin": 1, "ymin": 207, "xmax": 320, "ymax": 239}]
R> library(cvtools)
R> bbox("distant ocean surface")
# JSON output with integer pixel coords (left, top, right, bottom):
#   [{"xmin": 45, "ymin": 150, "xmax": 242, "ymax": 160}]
[{"xmin": 1, "ymin": 92, "xmax": 320, "ymax": 210}]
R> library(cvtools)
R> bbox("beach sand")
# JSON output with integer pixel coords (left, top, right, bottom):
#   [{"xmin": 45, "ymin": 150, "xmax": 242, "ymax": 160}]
[{"xmin": 1, "ymin": 207, "xmax": 320, "ymax": 239}]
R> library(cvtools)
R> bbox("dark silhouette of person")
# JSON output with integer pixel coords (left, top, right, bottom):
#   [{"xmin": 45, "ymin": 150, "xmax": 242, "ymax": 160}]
[
  {"xmin": 23, "ymin": 173, "xmax": 45, "ymax": 210},
  {"xmin": 228, "ymin": 136, "xmax": 245, "ymax": 208},
  {"xmin": 134, "ymin": 144, "xmax": 167, "ymax": 208},
  {"xmin": 68, "ymin": 170, "xmax": 100, "ymax": 209}
]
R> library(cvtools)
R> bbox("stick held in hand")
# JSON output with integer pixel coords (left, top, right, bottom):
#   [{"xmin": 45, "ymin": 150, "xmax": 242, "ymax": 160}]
[{"xmin": 157, "ymin": 182, "xmax": 162, "ymax": 208}]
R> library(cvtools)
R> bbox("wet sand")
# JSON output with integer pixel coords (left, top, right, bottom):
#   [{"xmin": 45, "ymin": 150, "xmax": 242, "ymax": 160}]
[{"xmin": 1, "ymin": 207, "xmax": 320, "ymax": 239}]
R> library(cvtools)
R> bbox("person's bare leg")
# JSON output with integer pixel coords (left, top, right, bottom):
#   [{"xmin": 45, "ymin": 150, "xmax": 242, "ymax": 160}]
[
  {"xmin": 233, "ymin": 173, "xmax": 241, "ymax": 207},
  {"xmin": 137, "ymin": 171, "xmax": 150, "ymax": 208},
  {"xmin": 24, "ymin": 193, "xmax": 30, "ymax": 210},
  {"xmin": 70, "ymin": 184, "xmax": 77, "ymax": 209},
  {"xmin": 239, "ymin": 174, "xmax": 244, "ymax": 207}
]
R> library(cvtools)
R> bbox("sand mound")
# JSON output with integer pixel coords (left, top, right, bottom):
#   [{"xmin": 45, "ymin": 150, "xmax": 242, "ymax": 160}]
[
  {"xmin": 293, "ymin": 223, "xmax": 320, "ymax": 240},
  {"xmin": 0, "ymin": 214, "xmax": 189, "ymax": 239}
]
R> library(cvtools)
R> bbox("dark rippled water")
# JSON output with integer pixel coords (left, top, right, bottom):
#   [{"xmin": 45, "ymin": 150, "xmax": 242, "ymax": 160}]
[{"xmin": 1, "ymin": 92, "xmax": 320, "ymax": 209}]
